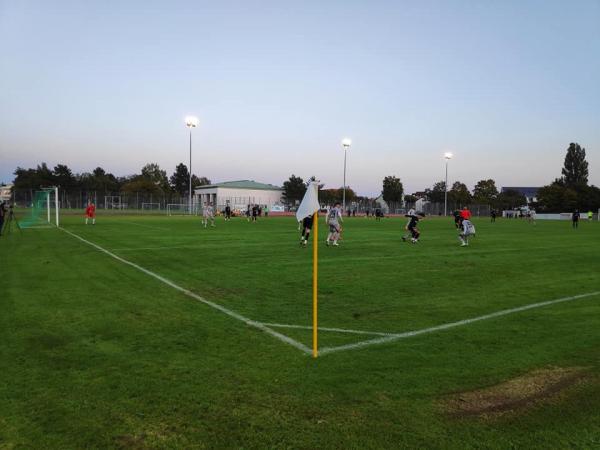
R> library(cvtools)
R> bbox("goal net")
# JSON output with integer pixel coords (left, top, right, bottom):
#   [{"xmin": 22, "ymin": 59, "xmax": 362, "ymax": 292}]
[
  {"xmin": 20, "ymin": 188, "xmax": 60, "ymax": 228},
  {"xmin": 167, "ymin": 203, "xmax": 198, "ymax": 216}
]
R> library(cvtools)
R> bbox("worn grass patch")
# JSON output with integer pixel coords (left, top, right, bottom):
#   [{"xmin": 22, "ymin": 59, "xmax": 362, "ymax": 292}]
[{"xmin": 445, "ymin": 366, "xmax": 590, "ymax": 418}]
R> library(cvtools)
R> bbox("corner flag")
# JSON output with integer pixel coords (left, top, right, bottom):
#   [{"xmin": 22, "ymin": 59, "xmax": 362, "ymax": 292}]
[
  {"xmin": 296, "ymin": 181, "xmax": 320, "ymax": 222},
  {"xmin": 297, "ymin": 181, "xmax": 320, "ymax": 358}
]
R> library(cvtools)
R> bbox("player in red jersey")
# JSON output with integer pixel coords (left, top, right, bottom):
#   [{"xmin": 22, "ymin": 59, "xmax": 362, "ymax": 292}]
[
  {"xmin": 460, "ymin": 206, "xmax": 472, "ymax": 221},
  {"xmin": 85, "ymin": 201, "xmax": 96, "ymax": 225}
]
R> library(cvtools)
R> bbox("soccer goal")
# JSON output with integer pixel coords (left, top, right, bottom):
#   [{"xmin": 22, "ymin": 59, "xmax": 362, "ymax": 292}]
[
  {"xmin": 104, "ymin": 195, "xmax": 125, "ymax": 209},
  {"xmin": 20, "ymin": 187, "xmax": 60, "ymax": 228},
  {"xmin": 142, "ymin": 202, "xmax": 161, "ymax": 211},
  {"xmin": 166, "ymin": 203, "xmax": 197, "ymax": 216}
]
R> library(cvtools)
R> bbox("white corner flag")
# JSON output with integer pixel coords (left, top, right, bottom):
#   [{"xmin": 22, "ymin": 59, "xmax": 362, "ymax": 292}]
[
  {"xmin": 296, "ymin": 181, "xmax": 320, "ymax": 222},
  {"xmin": 296, "ymin": 181, "xmax": 321, "ymax": 358}
]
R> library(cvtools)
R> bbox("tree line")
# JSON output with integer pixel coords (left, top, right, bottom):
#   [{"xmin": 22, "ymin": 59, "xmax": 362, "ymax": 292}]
[
  {"xmin": 282, "ymin": 143, "xmax": 599, "ymax": 212},
  {"xmin": 11, "ymin": 163, "xmax": 210, "ymax": 196}
]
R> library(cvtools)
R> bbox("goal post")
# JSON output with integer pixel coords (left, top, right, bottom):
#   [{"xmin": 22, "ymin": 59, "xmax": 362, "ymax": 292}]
[{"xmin": 20, "ymin": 187, "xmax": 60, "ymax": 228}]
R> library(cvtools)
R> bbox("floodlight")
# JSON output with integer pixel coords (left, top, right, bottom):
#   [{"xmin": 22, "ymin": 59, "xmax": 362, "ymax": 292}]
[
  {"xmin": 341, "ymin": 138, "xmax": 352, "ymax": 148},
  {"xmin": 444, "ymin": 152, "xmax": 453, "ymax": 160},
  {"xmin": 185, "ymin": 116, "xmax": 199, "ymax": 128}
]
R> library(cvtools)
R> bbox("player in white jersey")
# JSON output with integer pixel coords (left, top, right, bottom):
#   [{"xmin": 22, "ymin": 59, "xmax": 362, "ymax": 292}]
[
  {"xmin": 459, "ymin": 219, "xmax": 475, "ymax": 246},
  {"xmin": 202, "ymin": 202, "xmax": 215, "ymax": 228},
  {"xmin": 325, "ymin": 202, "xmax": 343, "ymax": 246}
]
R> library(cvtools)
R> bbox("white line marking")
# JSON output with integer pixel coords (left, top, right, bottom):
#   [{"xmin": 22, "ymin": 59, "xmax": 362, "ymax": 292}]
[
  {"xmin": 319, "ymin": 291, "xmax": 600, "ymax": 355},
  {"xmin": 59, "ymin": 227, "xmax": 312, "ymax": 355},
  {"xmin": 262, "ymin": 322, "xmax": 396, "ymax": 337}
]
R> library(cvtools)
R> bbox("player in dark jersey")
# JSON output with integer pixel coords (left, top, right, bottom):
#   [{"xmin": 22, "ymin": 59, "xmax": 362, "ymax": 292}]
[
  {"xmin": 224, "ymin": 202, "xmax": 232, "ymax": 221},
  {"xmin": 402, "ymin": 212, "xmax": 425, "ymax": 243},
  {"xmin": 572, "ymin": 210, "xmax": 580, "ymax": 228},
  {"xmin": 452, "ymin": 210, "xmax": 461, "ymax": 228},
  {"xmin": 300, "ymin": 215, "xmax": 313, "ymax": 246}
]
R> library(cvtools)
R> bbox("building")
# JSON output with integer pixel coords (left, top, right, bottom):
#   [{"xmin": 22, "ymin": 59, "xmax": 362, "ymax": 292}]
[
  {"xmin": 195, "ymin": 180, "xmax": 284, "ymax": 211},
  {"xmin": 501, "ymin": 187, "xmax": 540, "ymax": 204},
  {"xmin": 0, "ymin": 184, "xmax": 13, "ymax": 203}
]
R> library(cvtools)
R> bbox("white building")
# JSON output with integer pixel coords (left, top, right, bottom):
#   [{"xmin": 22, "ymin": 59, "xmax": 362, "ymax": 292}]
[
  {"xmin": 0, "ymin": 184, "xmax": 13, "ymax": 203},
  {"xmin": 195, "ymin": 180, "xmax": 284, "ymax": 211}
]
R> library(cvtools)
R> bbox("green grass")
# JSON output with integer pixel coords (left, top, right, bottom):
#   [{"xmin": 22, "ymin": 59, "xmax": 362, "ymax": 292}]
[{"xmin": 1, "ymin": 213, "xmax": 599, "ymax": 448}]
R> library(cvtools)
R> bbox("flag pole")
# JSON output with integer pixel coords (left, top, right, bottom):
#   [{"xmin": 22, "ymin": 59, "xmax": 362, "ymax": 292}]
[{"xmin": 312, "ymin": 210, "xmax": 318, "ymax": 358}]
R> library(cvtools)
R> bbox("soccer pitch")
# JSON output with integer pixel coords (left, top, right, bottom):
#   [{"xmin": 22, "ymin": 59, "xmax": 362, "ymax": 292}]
[{"xmin": 2, "ymin": 214, "xmax": 599, "ymax": 448}]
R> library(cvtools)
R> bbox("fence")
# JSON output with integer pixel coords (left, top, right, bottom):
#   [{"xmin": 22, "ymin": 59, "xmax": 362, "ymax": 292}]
[
  {"xmin": 12, "ymin": 189, "xmax": 193, "ymax": 213},
  {"xmin": 419, "ymin": 202, "xmax": 491, "ymax": 217}
]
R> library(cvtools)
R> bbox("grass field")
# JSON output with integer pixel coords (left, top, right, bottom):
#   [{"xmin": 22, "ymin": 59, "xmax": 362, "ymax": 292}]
[{"xmin": 1, "ymin": 213, "xmax": 599, "ymax": 448}]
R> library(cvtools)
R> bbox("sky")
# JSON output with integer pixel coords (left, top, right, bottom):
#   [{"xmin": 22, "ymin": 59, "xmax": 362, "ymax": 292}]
[{"xmin": 1, "ymin": 0, "xmax": 599, "ymax": 196}]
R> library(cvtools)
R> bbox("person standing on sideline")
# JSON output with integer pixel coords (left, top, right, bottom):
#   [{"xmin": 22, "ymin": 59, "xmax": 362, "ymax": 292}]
[
  {"xmin": 490, "ymin": 209, "xmax": 497, "ymax": 223},
  {"xmin": 572, "ymin": 210, "xmax": 580, "ymax": 228},
  {"xmin": 264, "ymin": 205, "xmax": 269, "ymax": 217},
  {"xmin": 224, "ymin": 202, "xmax": 232, "ymax": 221},
  {"xmin": 0, "ymin": 201, "xmax": 6, "ymax": 236},
  {"xmin": 326, "ymin": 202, "xmax": 343, "ymax": 246},
  {"xmin": 588, "ymin": 210, "xmax": 594, "ymax": 221},
  {"xmin": 251, "ymin": 204, "xmax": 259, "ymax": 222},
  {"xmin": 85, "ymin": 200, "xmax": 96, "ymax": 225}
]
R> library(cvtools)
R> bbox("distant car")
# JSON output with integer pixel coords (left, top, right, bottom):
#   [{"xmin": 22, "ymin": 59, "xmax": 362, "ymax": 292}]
[{"xmin": 270, "ymin": 205, "xmax": 285, "ymax": 212}]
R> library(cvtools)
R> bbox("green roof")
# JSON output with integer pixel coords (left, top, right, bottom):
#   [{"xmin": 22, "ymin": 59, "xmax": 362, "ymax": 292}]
[{"xmin": 196, "ymin": 180, "xmax": 283, "ymax": 191}]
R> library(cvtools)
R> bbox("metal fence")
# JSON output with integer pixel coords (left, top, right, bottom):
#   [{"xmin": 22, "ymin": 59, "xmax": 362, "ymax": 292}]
[
  {"xmin": 12, "ymin": 189, "xmax": 192, "ymax": 212},
  {"xmin": 419, "ymin": 202, "xmax": 492, "ymax": 217}
]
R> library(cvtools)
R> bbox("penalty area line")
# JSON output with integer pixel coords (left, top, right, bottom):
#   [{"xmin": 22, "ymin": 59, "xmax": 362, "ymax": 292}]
[
  {"xmin": 59, "ymin": 227, "xmax": 312, "ymax": 355},
  {"xmin": 319, "ymin": 291, "xmax": 600, "ymax": 355}
]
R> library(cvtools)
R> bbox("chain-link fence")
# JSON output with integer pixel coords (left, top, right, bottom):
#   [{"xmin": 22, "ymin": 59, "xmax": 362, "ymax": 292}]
[
  {"xmin": 12, "ymin": 189, "xmax": 193, "ymax": 214},
  {"xmin": 419, "ymin": 202, "xmax": 491, "ymax": 217}
]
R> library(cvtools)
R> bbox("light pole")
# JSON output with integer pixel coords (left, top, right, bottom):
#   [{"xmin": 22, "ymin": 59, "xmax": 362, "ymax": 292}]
[
  {"xmin": 341, "ymin": 138, "xmax": 352, "ymax": 211},
  {"xmin": 444, "ymin": 152, "xmax": 453, "ymax": 216},
  {"xmin": 185, "ymin": 116, "xmax": 199, "ymax": 214}
]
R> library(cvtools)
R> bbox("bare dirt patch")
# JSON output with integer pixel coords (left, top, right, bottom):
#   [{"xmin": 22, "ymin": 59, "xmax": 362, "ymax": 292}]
[{"xmin": 445, "ymin": 366, "xmax": 589, "ymax": 418}]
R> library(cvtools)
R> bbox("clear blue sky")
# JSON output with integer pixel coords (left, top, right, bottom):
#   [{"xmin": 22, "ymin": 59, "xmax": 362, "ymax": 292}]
[{"xmin": 1, "ymin": 0, "xmax": 598, "ymax": 195}]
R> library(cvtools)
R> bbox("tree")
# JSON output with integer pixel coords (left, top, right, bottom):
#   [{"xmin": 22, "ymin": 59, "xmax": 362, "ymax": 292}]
[
  {"xmin": 561, "ymin": 143, "xmax": 588, "ymax": 188},
  {"xmin": 13, "ymin": 167, "xmax": 40, "ymax": 189},
  {"xmin": 140, "ymin": 163, "xmax": 170, "ymax": 191},
  {"xmin": 192, "ymin": 175, "xmax": 210, "ymax": 188},
  {"xmin": 403, "ymin": 194, "xmax": 417, "ymax": 208},
  {"xmin": 121, "ymin": 178, "xmax": 163, "ymax": 194},
  {"xmin": 425, "ymin": 181, "xmax": 446, "ymax": 203},
  {"xmin": 495, "ymin": 189, "xmax": 527, "ymax": 210},
  {"xmin": 448, "ymin": 181, "xmax": 472, "ymax": 206},
  {"xmin": 382, "ymin": 176, "xmax": 404, "ymax": 210},
  {"xmin": 473, "ymin": 179, "xmax": 498, "ymax": 204},
  {"xmin": 537, "ymin": 182, "xmax": 599, "ymax": 212},
  {"xmin": 282, "ymin": 175, "xmax": 306, "ymax": 205},
  {"xmin": 170, "ymin": 163, "xmax": 190, "ymax": 195},
  {"xmin": 53, "ymin": 164, "xmax": 76, "ymax": 189}
]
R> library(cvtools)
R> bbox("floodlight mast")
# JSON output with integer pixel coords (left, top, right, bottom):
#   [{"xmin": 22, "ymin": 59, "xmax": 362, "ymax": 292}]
[
  {"xmin": 341, "ymin": 138, "xmax": 352, "ymax": 211},
  {"xmin": 444, "ymin": 152, "xmax": 453, "ymax": 216},
  {"xmin": 185, "ymin": 116, "xmax": 199, "ymax": 215}
]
